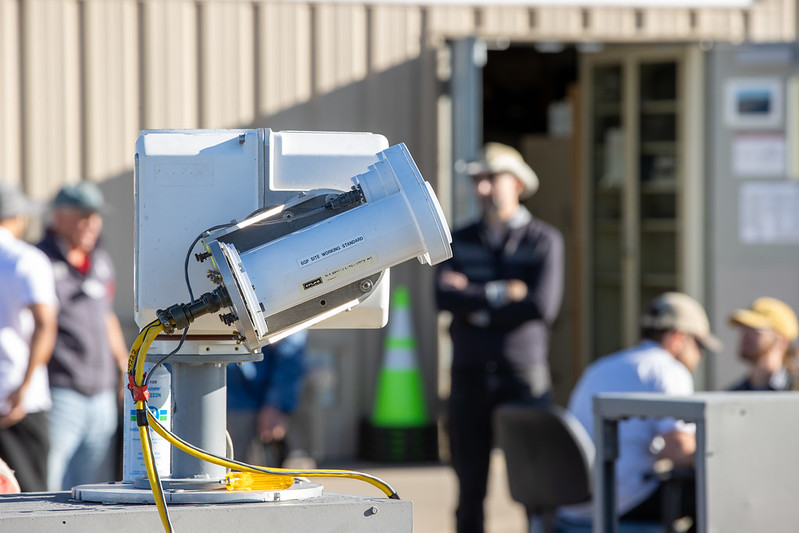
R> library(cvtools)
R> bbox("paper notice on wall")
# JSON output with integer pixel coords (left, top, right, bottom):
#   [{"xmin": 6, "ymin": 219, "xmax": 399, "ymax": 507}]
[
  {"xmin": 733, "ymin": 133, "xmax": 786, "ymax": 177},
  {"xmin": 740, "ymin": 182, "xmax": 799, "ymax": 244}
]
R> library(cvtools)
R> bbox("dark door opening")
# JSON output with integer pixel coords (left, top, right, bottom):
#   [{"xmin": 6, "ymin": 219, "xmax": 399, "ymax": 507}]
[{"xmin": 481, "ymin": 44, "xmax": 580, "ymax": 403}]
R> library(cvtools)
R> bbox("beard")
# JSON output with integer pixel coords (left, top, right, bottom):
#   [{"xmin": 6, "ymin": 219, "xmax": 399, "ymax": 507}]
[
  {"xmin": 480, "ymin": 196, "xmax": 499, "ymax": 214},
  {"xmin": 739, "ymin": 335, "xmax": 778, "ymax": 363},
  {"xmin": 738, "ymin": 348, "xmax": 760, "ymax": 363}
]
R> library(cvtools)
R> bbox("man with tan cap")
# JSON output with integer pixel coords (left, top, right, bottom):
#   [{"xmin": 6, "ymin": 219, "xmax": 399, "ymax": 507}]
[
  {"xmin": 435, "ymin": 142, "xmax": 563, "ymax": 533},
  {"xmin": 562, "ymin": 292, "xmax": 721, "ymax": 528},
  {"xmin": 0, "ymin": 182, "xmax": 58, "ymax": 491},
  {"xmin": 728, "ymin": 297, "xmax": 798, "ymax": 391}
]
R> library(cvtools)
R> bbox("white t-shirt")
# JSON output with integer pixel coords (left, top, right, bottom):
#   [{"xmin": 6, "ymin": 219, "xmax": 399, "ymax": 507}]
[
  {"xmin": 563, "ymin": 340, "xmax": 695, "ymax": 519},
  {"xmin": 0, "ymin": 227, "xmax": 57, "ymax": 414}
]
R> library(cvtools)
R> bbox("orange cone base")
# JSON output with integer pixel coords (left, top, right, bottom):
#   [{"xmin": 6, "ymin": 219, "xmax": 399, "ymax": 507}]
[{"xmin": 358, "ymin": 419, "xmax": 439, "ymax": 463}]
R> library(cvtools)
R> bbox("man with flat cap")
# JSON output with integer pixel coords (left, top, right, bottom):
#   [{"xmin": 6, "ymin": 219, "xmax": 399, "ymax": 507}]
[
  {"xmin": 0, "ymin": 182, "xmax": 58, "ymax": 491},
  {"xmin": 37, "ymin": 182, "xmax": 128, "ymax": 490},
  {"xmin": 563, "ymin": 292, "xmax": 722, "ymax": 529},
  {"xmin": 728, "ymin": 297, "xmax": 799, "ymax": 391},
  {"xmin": 435, "ymin": 142, "xmax": 564, "ymax": 533}
]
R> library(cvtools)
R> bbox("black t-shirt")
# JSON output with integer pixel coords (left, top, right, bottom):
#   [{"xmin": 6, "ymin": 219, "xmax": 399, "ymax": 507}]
[{"xmin": 38, "ymin": 233, "xmax": 118, "ymax": 396}]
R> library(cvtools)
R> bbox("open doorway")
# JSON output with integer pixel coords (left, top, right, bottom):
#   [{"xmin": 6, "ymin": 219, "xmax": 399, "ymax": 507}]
[{"xmin": 482, "ymin": 44, "xmax": 580, "ymax": 404}]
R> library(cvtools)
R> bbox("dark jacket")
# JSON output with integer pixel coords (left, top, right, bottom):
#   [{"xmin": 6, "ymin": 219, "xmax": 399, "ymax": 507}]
[
  {"xmin": 227, "ymin": 331, "xmax": 307, "ymax": 414},
  {"xmin": 435, "ymin": 209, "xmax": 563, "ymax": 369}
]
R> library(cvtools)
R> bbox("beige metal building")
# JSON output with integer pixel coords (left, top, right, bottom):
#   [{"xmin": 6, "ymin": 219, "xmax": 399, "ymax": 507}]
[{"xmin": 1, "ymin": 0, "xmax": 797, "ymax": 460}]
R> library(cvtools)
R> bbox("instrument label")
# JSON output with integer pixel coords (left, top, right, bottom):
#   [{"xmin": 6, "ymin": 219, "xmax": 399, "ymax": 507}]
[
  {"xmin": 298, "ymin": 234, "xmax": 364, "ymax": 268},
  {"xmin": 300, "ymin": 253, "xmax": 378, "ymax": 291}
]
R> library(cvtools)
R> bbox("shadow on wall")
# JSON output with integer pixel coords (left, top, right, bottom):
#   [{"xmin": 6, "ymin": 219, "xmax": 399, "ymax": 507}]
[
  {"xmin": 523, "ymin": 136, "xmax": 575, "ymax": 407},
  {"xmin": 251, "ymin": 57, "xmax": 431, "ymax": 157},
  {"xmin": 97, "ymin": 171, "xmax": 136, "ymax": 341}
]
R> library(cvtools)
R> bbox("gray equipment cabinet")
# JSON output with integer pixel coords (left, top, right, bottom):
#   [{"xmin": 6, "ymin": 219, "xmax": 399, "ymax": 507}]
[{"xmin": 594, "ymin": 392, "xmax": 799, "ymax": 533}]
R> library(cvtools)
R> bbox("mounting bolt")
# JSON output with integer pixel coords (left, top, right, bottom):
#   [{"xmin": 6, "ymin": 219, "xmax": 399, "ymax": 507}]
[
  {"xmin": 359, "ymin": 279, "xmax": 373, "ymax": 293},
  {"xmin": 207, "ymin": 270, "xmax": 223, "ymax": 284},
  {"xmin": 195, "ymin": 251, "xmax": 212, "ymax": 263}
]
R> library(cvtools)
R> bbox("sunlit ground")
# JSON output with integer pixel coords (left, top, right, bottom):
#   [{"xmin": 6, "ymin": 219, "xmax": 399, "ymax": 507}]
[{"xmin": 320, "ymin": 449, "xmax": 526, "ymax": 533}]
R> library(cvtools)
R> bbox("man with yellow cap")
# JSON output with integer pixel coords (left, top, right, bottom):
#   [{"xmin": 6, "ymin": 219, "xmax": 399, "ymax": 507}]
[
  {"xmin": 728, "ymin": 297, "xmax": 798, "ymax": 391},
  {"xmin": 435, "ymin": 142, "xmax": 564, "ymax": 533}
]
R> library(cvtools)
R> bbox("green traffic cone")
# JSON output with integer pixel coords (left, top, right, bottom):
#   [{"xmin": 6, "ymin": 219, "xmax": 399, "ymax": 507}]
[{"xmin": 371, "ymin": 285, "xmax": 429, "ymax": 428}]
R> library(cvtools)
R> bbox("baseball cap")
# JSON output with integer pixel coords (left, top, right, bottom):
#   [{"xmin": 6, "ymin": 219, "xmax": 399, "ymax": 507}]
[
  {"xmin": 465, "ymin": 142, "xmax": 539, "ymax": 199},
  {"xmin": 53, "ymin": 182, "xmax": 105, "ymax": 212},
  {"xmin": 0, "ymin": 182, "xmax": 41, "ymax": 220},
  {"xmin": 729, "ymin": 297, "xmax": 798, "ymax": 342},
  {"xmin": 640, "ymin": 292, "xmax": 722, "ymax": 352}
]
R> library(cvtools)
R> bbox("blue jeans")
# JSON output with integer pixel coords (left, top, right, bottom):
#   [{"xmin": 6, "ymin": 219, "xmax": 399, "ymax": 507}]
[{"xmin": 47, "ymin": 387, "xmax": 118, "ymax": 490}]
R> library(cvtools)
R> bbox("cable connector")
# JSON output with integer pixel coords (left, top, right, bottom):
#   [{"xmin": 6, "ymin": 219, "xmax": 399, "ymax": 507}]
[
  {"xmin": 128, "ymin": 374, "xmax": 150, "ymax": 402},
  {"xmin": 156, "ymin": 286, "xmax": 232, "ymax": 334},
  {"xmin": 224, "ymin": 471, "xmax": 294, "ymax": 491},
  {"xmin": 325, "ymin": 186, "xmax": 365, "ymax": 211}
]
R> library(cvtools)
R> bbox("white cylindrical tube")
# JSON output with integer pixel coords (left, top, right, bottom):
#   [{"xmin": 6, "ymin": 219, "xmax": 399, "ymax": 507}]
[{"xmin": 233, "ymin": 143, "xmax": 451, "ymax": 319}]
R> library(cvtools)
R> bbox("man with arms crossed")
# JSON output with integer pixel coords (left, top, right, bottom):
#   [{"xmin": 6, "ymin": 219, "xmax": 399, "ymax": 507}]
[{"xmin": 436, "ymin": 143, "xmax": 563, "ymax": 533}]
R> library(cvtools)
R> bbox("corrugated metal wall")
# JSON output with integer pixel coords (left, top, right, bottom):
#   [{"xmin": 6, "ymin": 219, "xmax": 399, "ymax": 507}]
[
  {"xmin": 0, "ymin": 0, "xmax": 795, "ymax": 459},
  {"xmin": 3, "ymin": 0, "xmax": 795, "ymax": 198}
]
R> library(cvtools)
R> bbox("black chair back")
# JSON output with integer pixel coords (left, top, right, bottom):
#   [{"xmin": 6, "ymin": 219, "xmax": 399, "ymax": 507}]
[{"xmin": 494, "ymin": 404, "xmax": 594, "ymax": 515}]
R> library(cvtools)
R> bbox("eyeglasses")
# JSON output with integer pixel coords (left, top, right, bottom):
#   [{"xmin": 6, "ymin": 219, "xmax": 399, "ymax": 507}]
[{"xmin": 472, "ymin": 173, "xmax": 498, "ymax": 183}]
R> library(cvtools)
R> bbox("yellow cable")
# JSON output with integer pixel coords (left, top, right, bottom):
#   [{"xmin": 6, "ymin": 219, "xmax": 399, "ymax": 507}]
[
  {"xmin": 127, "ymin": 319, "xmax": 160, "ymax": 372},
  {"xmin": 126, "ymin": 324, "xmax": 148, "ymax": 373},
  {"xmin": 131, "ymin": 321, "xmax": 164, "ymax": 384},
  {"xmin": 138, "ymin": 404, "xmax": 173, "ymax": 532},
  {"xmin": 128, "ymin": 323, "xmax": 172, "ymax": 532},
  {"xmin": 146, "ymin": 412, "xmax": 399, "ymax": 498}
]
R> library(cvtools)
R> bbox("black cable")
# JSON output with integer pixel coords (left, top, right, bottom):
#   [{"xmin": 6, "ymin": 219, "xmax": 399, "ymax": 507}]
[
  {"xmin": 144, "ymin": 327, "xmax": 188, "ymax": 387},
  {"xmin": 184, "ymin": 223, "xmax": 233, "ymax": 303},
  {"xmin": 165, "ymin": 220, "xmax": 236, "ymax": 380}
]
